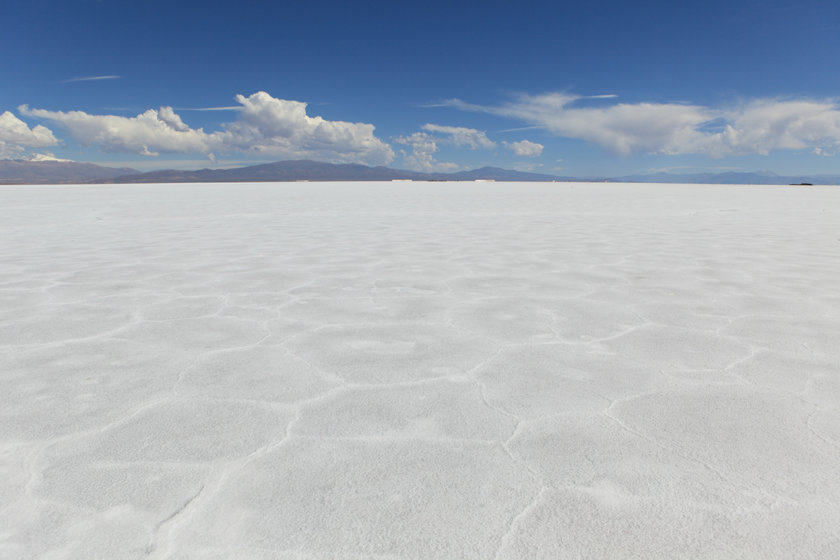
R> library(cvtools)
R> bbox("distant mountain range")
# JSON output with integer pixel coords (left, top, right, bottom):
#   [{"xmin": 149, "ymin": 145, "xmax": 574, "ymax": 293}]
[
  {"xmin": 105, "ymin": 160, "xmax": 572, "ymax": 183},
  {"xmin": 1, "ymin": 158, "xmax": 839, "ymax": 185},
  {"xmin": 613, "ymin": 170, "xmax": 840, "ymax": 185},
  {"xmin": 0, "ymin": 160, "xmax": 138, "ymax": 184}
]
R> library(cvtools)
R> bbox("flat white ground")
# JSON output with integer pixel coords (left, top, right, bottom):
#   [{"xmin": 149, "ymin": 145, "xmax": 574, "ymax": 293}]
[{"xmin": 1, "ymin": 181, "xmax": 839, "ymax": 559}]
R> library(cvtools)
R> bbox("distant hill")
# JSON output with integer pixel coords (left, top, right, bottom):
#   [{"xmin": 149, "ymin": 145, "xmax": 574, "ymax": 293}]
[
  {"xmin": 0, "ymin": 160, "xmax": 138, "ymax": 184},
  {"xmin": 616, "ymin": 171, "xmax": 840, "ymax": 185},
  {"xmin": 109, "ymin": 160, "xmax": 429, "ymax": 183},
  {"xmin": 106, "ymin": 160, "xmax": 570, "ymax": 183},
  {"xmin": 105, "ymin": 161, "xmax": 840, "ymax": 185},
  {"xmin": 444, "ymin": 166, "xmax": 573, "ymax": 182}
]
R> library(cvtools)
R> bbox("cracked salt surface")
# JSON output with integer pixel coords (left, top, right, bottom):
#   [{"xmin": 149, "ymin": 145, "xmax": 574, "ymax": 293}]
[{"xmin": 1, "ymin": 181, "xmax": 839, "ymax": 559}]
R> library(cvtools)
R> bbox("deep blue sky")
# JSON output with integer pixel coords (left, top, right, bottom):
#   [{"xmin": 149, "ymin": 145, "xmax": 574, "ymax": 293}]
[{"xmin": 3, "ymin": 0, "xmax": 840, "ymax": 175}]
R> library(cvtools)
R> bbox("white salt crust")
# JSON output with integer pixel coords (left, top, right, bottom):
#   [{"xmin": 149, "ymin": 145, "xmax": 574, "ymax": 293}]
[{"xmin": 1, "ymin": 181, "xmax": 838, "ymax": 559}]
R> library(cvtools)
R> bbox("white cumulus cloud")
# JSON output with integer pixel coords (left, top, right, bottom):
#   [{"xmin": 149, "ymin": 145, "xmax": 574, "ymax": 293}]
[
  {"xmin": 0, "ymin": 111, "xmax": 58, "ymax": 159},
  {"xmin": 221, "ymin": 92, "xmax": 394, "ymax": 164},
  {"xmin": 504, "ymin": 139, "xmax": 544, "ymax": 157},
  {"xmin": 444, "ymin": 93, "xmax": 840, "ymax": 158},
  {"xmin": 19, "ymin": 105, "xmax": 213, "ymax": 157},
  {"xmin": 20, "ymin": 92, "xmax": 394, "ymax": 165},
  {"xmin": 395, "ymin": 123, "xmax": 496, "ymax": 172},
  {"xmin": 393, "ymin": 132, "xmax": 458, "ymax": 172}
]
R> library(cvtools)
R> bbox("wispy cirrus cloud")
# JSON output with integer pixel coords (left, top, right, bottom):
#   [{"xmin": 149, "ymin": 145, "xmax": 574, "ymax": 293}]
[
  {"xmin": 62, "ymin": 75, "xmax": 120, "ymax": 83},
  {"xmin": 174, "ymin": 106, "xmax": 243, "ymax": 111},
  {"xmin": 442, "ymin": 92, "xmax": 840, "ymax": 158},
  {"xmin": 441, "ymin": 93, "xmax": 712, "ymax": 156},
  {"xmin": 421, "ymin": 124, "xmax": 495, "ymax": 149},
  {"xmin": 497, "ymin": 125, "xmax": 543, "ymax": 133}
]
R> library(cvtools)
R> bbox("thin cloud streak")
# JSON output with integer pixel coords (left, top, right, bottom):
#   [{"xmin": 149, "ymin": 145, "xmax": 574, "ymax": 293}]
[
  {"xmin": 174, "ymin": 106, "xmax": 243, "ymax": 111},
  {"xmin": 63, "ymin": 75, "xmax": 120, "ymax": 83},
  {"xmin": 496, "ymin": 125, "xmax": 544, "ymax": 133}
]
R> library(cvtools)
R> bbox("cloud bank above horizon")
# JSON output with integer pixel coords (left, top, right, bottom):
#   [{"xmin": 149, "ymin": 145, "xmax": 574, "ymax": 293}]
[
  {"xmin": 5, "ymin": 90, "xmax": 840, "ymax": 170},
  {"xmin": 18, "ymin": 92, "xmax": 395, "ymax": 166}
]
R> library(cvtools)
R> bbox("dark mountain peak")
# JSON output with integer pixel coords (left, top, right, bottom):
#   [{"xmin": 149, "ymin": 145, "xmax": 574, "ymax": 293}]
[{"xmin": 4, "ymin": 158, "xmax": 839, "ymax": 186}]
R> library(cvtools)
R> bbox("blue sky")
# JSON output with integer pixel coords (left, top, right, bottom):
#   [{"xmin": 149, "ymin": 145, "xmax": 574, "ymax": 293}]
[{"xmin": 2, "ymin": 0, "xmax": 840, "ymax": 175}]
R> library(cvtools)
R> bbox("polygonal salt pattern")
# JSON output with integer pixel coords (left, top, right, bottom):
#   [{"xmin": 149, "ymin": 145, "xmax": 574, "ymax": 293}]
[
  {"xmin": 170, "ymin": 439, "xmax": 540, "ymax": 559},
  {"xmin": 2, "ymin": 181, "xmax": 839, "ymax": 559}
]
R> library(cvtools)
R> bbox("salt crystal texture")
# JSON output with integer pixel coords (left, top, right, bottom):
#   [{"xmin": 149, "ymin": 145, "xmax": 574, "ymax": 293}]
[{"xmin": 1, "ymin": 181, "xmax": 839, "ymax": 559}]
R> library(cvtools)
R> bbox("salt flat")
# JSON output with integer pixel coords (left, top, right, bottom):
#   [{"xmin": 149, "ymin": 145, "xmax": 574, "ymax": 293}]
[{"xmin": 1, "ymin": 181, "xmax": 839, "ymax": 559}]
